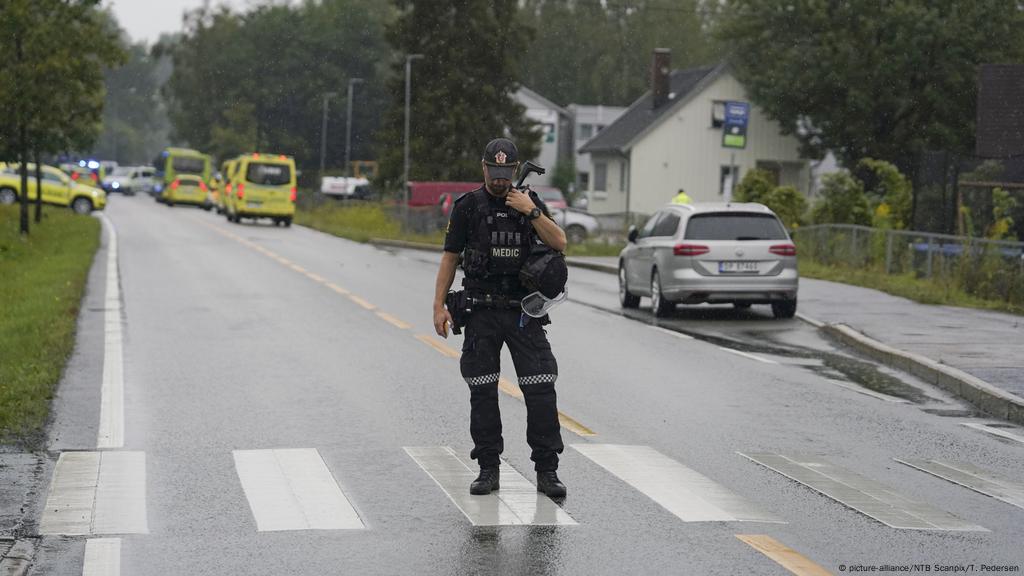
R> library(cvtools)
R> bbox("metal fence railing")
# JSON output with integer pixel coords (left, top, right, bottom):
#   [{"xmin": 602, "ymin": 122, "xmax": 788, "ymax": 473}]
[{"xmin": 792, "ymin": 224, "xmax": 1024, "ymax": 305}]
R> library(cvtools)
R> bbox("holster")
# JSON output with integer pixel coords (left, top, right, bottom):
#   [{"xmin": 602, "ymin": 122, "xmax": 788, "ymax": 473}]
[{"xmin": 445, "ymin": 290, "xmax": 471, "ymax": 335}]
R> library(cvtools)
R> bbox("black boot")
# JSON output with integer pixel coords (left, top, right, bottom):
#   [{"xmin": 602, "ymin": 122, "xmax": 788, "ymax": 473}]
[
  {"xmin": 470, "ymin": 467, "xmax": 500, "ymax": 495},
  {"xmin": 536, "ymin": 470, "xmax": 566, "ymax": 497}
]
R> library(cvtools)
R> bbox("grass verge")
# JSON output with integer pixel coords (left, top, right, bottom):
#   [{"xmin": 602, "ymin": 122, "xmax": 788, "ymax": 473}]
[
  {"xmin": 799, "ymin": 259, "xmax": 1024, "ymax": 316},
  {"xmin": 296, "ymin": 203, "xmax": 444, "ymax": 245},
  {"xmin": 0, "ymin": 206, "xmax": 101, "ymax": 445}
]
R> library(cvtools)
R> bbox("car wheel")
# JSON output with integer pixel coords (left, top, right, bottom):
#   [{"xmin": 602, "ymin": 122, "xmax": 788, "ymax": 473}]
[
  {"xmin": 0, "ymin": 188, "xmax": 17, "ymax": 205},
  {"xmin": 651, "ymin": 269, "xmax": 673, "ymax": 318},
  {"xmin": 71, "ymin": 197, "xmax": 93, "ymax": 215},
  {"xmin": 619, "ymin": 263, "xmax": 640, "ymax": 309},
  {"xmin": 771, "ymin": 299, "xmax": 797, "ymax": 319},
  {"xmin": 566, "ymin": 224, "xmax": 587, "ymax": 245},
  {"xmin": 283, "ymin": 217, "xmax": 292, "ymax": 228}
]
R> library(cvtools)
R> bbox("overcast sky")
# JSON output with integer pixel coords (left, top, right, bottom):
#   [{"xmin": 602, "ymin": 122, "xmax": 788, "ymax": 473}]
[{"xmin": 105, "ymin": 0, "xmax": 247, "ymax": 44}]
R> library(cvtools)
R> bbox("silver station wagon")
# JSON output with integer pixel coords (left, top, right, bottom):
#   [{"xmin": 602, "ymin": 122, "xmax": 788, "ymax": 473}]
[{"xmin": 618, "ymin": 203, "xmax": 799, "ymax": 318}]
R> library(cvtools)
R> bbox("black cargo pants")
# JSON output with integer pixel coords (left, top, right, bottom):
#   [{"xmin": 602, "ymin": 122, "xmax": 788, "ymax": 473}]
[{"xmin": 460, "ymin": 307, "xmax": 563, "ymax": 471}]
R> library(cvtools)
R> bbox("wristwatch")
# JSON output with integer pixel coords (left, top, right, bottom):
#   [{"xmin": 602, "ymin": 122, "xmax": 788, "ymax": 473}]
[{"xmin": 528, "ymin": 207, "xmax": 542, "ymax": 220}]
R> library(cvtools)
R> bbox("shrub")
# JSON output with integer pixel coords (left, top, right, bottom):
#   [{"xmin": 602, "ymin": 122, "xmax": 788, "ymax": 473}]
[
  {"xmin": 733, "ymin": 168, "xmax": 776, "ymax": 204},
  {"xmin": 811, "ymin": 171, "xmax": 871, "ymax": 226},
  {"xmin": 762, "ymin": 185, "xmax": 806, "ymax": 229}
]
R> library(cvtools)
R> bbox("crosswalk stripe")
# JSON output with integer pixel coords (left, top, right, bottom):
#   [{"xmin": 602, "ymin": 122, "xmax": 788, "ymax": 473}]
[
  {"xmin": 233, "ymin": 448, "xmax": 364, "ymax": 531},
  {"xmin": 82, "ymin": 538, "xmax": 121, "ymax": 576},
  {"xmin": 404, "ymin": 446, "xmax": 577, "ymax": 526},
  {"xmin": 896, "ymin": 458, "xmax": 1024, "ymax": 511},
  {"xmin": 41, "ymin": 452, "xmax": 148, "ymax": 535},
  {"xmin": 572, "ymin": 445, "xmax": 781, "ymax": 523},
  {"xmin": 740, "ymin": 453, "xmax": 986, "ymax": 531},
  {"xmin": 736, "ymin": 535, "xmax": 832, "ymax": 576}
]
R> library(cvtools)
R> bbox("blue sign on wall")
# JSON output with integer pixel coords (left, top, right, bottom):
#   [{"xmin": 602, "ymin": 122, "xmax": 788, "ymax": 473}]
[{"xmin": 722, "ymin": 101, "xmax": 750, "ymax": 149}]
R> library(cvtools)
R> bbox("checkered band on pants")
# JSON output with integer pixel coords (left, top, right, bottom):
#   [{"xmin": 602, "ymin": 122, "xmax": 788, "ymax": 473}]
[
  {"xmin": 518, "ymin": 373, "xmax": 557, "ymax": 386},
  {"xmin": 464, "ymin": 373, "xmax": 500, "ymax": 386}
]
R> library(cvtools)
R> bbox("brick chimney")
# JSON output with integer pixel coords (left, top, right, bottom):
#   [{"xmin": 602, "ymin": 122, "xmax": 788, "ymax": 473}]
[{"xmin": 651, "ymin": 48, "xmax": 671, "ymax": 109}]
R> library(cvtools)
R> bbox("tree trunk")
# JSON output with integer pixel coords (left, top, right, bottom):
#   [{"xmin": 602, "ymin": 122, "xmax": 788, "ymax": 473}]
[
  {"xmin": 16, "ymin": 30, "xmax": 29, "ymax": 236},
  {"xmin": 34, "ymin": 150, "xmax": 43, "ymax": 223}
]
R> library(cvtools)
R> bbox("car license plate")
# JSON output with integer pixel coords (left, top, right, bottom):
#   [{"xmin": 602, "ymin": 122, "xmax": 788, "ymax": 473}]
[
  {"xmin": 246, "ymin": 201, "xmax": 262, "ymax": 208},
  {"xmin": 719, "ymin": 261, "xmax": 759, "ymax": 273}
]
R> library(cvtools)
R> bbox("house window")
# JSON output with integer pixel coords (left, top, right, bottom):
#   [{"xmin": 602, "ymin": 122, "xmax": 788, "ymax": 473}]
[
  {"xmin": 594, "ymin": 162, "xmax": 607, "ymax": 191},
  {"xmin": 578, "ymin": 123, "xmax": 594, "ymax": 141},
  {"xmin": 755, "ymin": 161, "xmax": 782, "ymax": 185},
  {"xmin": 711, "ymin": 100, "xmax": 726, "ymax": 128},
  {"xmin": 577, "ymin": 171, "xmax": 590, "ymax": 191},
  {"xmin": 542, "ymin": 122, "xmax": 556, "ymax": 144},
  {"xmin": 619, "ymin": 162, "xmax": 627, "ymax": 192}
]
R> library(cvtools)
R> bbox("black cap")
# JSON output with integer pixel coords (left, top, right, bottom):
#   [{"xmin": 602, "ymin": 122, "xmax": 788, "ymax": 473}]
[{"xmin": 482, "ymin": 138, "xmax": 518, "ymax": 181}]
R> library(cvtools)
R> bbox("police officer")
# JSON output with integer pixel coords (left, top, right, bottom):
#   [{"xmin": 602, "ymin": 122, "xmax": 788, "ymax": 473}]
[{"xmin": 432, "ymin": 138, "xmax": 568, "ymax": 497}]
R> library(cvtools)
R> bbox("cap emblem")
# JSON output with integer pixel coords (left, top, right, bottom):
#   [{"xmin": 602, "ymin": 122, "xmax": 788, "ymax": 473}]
[{"xmin": 495, "ymin": 151, "xmax": 507, "ymax": 164}]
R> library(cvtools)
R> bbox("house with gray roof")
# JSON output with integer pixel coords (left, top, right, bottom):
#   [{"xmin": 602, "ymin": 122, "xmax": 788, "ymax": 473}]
[{"xmin": 579, "ymin": 50, "xmax": 811, "ymax": 217}]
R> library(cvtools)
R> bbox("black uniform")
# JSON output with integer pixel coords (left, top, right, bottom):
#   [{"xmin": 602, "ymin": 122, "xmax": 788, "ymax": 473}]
[{"xmin": 444, "ymin": 187, "xmax": 564, "ymax": 472}]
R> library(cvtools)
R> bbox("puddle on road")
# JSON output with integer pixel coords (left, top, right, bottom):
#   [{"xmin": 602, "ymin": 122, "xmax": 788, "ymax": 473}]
[{"xmin": 581, "ymin": 301, "xmax": 932, "ymax": 403}]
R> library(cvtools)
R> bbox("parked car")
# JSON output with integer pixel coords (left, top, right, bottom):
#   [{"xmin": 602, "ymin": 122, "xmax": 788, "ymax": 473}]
[
  {"xmin": 549, "ymin": 208, "xmax": 600, "ymax": 244},
  {"xmin": 534, "ymin": 186, "xmax": 568, "ymax": 209},
  {"xmin": 102, "ymin": 165, "xmax": 155, "ymax": 195},
  {"xmin": 223, "ymin": 152, "xmax": 297, "ymax": 226},
  {"xmin": 0, "ymin": 163, "xmax": 106, "ymax": 214},
  {"xmin": 160, "ymin": 174, "xmax": 212, "ymax": 210},
  {"xmin": 618, "ymin": 203, "xmax": 798, "ymax": 319}
]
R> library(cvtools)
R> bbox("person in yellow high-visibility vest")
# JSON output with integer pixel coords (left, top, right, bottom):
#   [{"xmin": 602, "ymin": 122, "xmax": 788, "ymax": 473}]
[{"xmin": 671, "ymin": 188, "xmax": 692, "ymax": 205}]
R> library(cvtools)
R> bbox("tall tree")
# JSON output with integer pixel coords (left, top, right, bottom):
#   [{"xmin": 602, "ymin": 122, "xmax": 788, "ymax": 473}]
[
  {"xmin": 161, "ymin": 0, "xmax": 392, "ymax": 175},
  {"xmin": 376, "ymin": 0, "xmax": 542, "ymax": 187},
  {"xmin": 518, "ymin": 0, "xmax": 718, "ymax": 106},
  {"xmin": 713, "ymin": 0, "xmax": 1024, "ymax": 174}
]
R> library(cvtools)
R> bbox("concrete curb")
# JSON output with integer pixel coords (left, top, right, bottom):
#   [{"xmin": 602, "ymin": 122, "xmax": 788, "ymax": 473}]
[
  {"xmin": 0, "ymin": 538, "xmax": 36, "ymax": 576},
  {"xmin": 369, "ymin": 238, "xmax": 441, "ymax": 252},
  {"xmin": 565, "ymin": 258, "xmax": 618, "ymax": 275},
  {"xmin": 817, "ymin": 321, "xmax": 1024, "ymax": 426}
]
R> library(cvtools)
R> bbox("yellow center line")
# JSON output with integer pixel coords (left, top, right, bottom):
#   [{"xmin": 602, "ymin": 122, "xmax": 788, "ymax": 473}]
[
  {"xmin": 498, "ymin": 377, "xmax": 523, "ymax": 399},
  {"xmin": 289, "ymin": 264, "xmax": 307, "ymax": 274},
  {"xmin": 306, "ymin": 272, "xmax": 326, "ymax": 283},
  {"xmin": 326, "ymin": 283, "xmax": 350, "ymax": 295},
  {"xmin": 347, "ymin": 294, "xmax": 377, "ymax": 310},
  {"xmin": 415, "ymin": 334, "xmax": 462, "ymax": 358},
  {"xmin": 557, "ymin": 412, "xmax": 597, "ymax": 437},
  {"xmin": 376, "ymin": 312, "xmax": 412, "ymax": 330},
  {"xmin": 736, "ymin": 535, "xmax": 832, "ymax": 576}
]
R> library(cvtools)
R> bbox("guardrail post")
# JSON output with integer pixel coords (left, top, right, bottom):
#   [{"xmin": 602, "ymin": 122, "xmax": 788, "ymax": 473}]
[
  {"xmin": 850, "ymin": 228, "xmax": 858, "ymax": 265},
  {"xmin": 926, "ymin": 237, "xmax": 934, "ymax": 277},
  {"xmin": 885, "ymin": 231, "xmax": 894, "ymax": 274}
]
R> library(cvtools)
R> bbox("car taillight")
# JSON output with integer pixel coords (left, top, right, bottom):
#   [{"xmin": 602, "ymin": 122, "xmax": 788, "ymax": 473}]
[
  {"xmin": 90, "ymin": 173, "xmax": 97, "ymax": 182},
  {"xmin": 673, "ymin": 244, "xmax": 710, "ymax": 256},
  {"xmin": 226, "ymin": 183, "xmax": 232, "ymax": 194},
  {"xmin": 237, "ymin": 183, "xmax": 245, "ymax": 199},
  {"xmin": 769, "ymin": 244, "xmax": 797, "ymax": 257},
  {"xmin": 71, "ymin": 172, "xmax": 79, "ymax": 181},
  {"xmin": 289, "ymin": 187, "xmax": 296, "ymax": 202},
  {"xmin": 170, "ymin": 179, "xmax": 180, "ymax": 190},
  {"xmin": 199, "ymin": 181, "xmax": 208, "ymax": 192}
]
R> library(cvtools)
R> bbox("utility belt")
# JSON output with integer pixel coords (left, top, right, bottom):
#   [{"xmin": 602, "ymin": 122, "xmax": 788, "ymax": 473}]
[{"xmin": 445, "ymin": 289, "xmax": 540, "ymax": 335}]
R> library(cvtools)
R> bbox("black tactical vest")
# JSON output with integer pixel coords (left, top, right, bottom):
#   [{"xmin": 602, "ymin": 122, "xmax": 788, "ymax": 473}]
[{"xmin": 461, "ymin": 189, "xmax": 536, "ymax": 293}]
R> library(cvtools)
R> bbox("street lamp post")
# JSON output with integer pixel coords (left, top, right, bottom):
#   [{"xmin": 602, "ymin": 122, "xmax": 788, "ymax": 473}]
[
  {"xmin": 320, "ymin": 91, "xmax": 338, "ymax": 185},
  {"xmin": 345, "ymin": 78, "xmax": 364, "ymax": 178},
  {"xmin": 403, "ymin": 54, "xmax": 424, "ymax": 216}
]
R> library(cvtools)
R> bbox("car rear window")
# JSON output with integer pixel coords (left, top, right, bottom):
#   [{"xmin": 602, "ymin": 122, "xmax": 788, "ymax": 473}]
[
  {"xmin": 245, "ymin": 162, "xmax": 292, "ymax": 186},
  {"xmin": 172, "ymin": 156, "xmax": 206, "ymax": 175},
  {"xmin": 684, "ymin": 213, "xmax": 787, "ymax": 240}
]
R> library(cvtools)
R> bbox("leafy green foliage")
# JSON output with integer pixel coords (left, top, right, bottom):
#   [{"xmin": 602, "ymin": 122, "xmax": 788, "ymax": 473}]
[
  {"xmin": 811, "ymin": 172, "xmax": 871, "ymax": 226},
  {"xmin": 376, "ymin": 0, "xmax": 542, "ymax": 187},
  {"xmin": 763, "ymin": 186, "xmax": 807, "ymax": 230},
  {"xmin": 733, "ymin": 168, "xmax": 775, "ymax": 204},
  {"xmin": 161, "ymin": 0, "xmax": 392, "ymax": 174},
  {"xmin": 858, "ymin": 158, "xmax": 912, "ymax": 229},
  {"xmin": 713, "ymin": 0, "xmax": 1024, "ymax": 172},
  {"xmin": 518, "ymin": 0, "xmax": 719, "ymax": 106}
]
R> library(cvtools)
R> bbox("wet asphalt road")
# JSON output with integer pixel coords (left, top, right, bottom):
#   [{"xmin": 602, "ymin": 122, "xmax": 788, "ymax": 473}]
[{"xmin": 31, "ymin": 195, "xmax": 1024, "ymax": 575}]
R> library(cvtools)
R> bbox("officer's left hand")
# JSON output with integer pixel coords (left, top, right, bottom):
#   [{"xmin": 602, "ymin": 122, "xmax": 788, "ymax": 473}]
[{"xmin": 505, "ymin": 189, "xmax": 536, "ymax": 216}]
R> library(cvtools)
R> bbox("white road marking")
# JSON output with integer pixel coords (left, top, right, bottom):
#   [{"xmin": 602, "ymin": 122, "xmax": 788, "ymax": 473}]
[
  {"xmin": 404, "ymin": 446, "xmax": 576, "ymax": 526},
  {"xmin": 233, "ymin": 448, "xmax": 364, "ymax": 531},
  {"xmin": 652, "ymin": 326, "xmax": 695, "ymax": 340},
  {"xmin": 897, "ymin": 458, "xmax": 1024, "ymax": 511},
  {"xmin": 97, "ymin": 215, "xmax": 124, "ymax": 449},
  {"xmin": 718, "ymin": 347, "xmax": 779, "ymax": 365},
  {"xmin": 40, "ymin": 452, "xmax": 148, "ymax": 535},
  {"xmin": 741, "ymin": 452, "xmax": 987, "ymax": 531},
  {"xmin": 82, "ymin": 538, "xmax": 121, "ymax": 576},
  {"xmin": 961, "ymin": 422, "xmax": 1024, "ymax": 445},
  {"xmin": 572, "ymin": 445, "xmax": 781, "ymax": 523},
  {"xmin": 827, "ymin": 380, "xmax": 908, "ymax": 403}
]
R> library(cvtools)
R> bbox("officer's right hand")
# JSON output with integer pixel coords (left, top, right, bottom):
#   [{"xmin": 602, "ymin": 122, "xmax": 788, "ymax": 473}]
[{"xmin": 433, "ymin": 306, "xmax": 453, "ymax": 338}]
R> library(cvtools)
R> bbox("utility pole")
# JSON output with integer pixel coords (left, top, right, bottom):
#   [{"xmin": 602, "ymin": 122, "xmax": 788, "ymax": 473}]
[
  {"xmin": 345, "ymin": 78, "xmax": 363, "ymax": 177},
  {"xmin": 320, "ymin": 91, "xmax": 338, "ymax": 186},
  {"xmin": 403, "ymin": 54, "xmax": 424, "ymax": 217}
]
